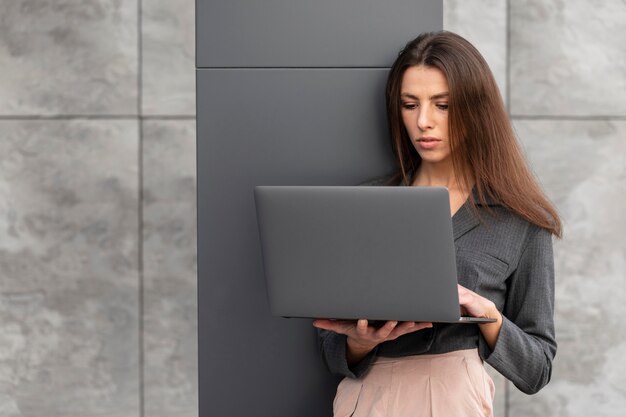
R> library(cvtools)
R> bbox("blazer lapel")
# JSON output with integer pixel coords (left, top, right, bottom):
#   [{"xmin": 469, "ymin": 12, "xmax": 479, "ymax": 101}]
[
  {"xmin": 452, "ymin": 202, "xmax": 480, "ymax": 241},
  {"xmin": 453, "ymin": 188, "xmax": 501, "ymax": 240},
  {"xmin": 399, "ymin": 177, "xmax": 494, "ymax": 241}
]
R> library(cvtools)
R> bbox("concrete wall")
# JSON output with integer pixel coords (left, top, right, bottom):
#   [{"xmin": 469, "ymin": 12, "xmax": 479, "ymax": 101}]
[
  {"xmin": 0, "ymin": 1, "xmax": 196, "ymax": 416},
  {"xmin": 0, "ymin": 0, "xmax": 624, "ymax": 416}
]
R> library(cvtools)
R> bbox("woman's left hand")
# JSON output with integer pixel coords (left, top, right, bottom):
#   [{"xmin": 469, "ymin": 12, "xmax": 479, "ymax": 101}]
[{"xmin": 458, "ymin": 284, "xmax": 503, "ymax": 350}]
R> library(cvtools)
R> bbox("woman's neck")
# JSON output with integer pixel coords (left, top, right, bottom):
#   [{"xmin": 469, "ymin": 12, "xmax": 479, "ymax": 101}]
[
  {"xmin": 411, "ymin": 161, "xmax": 463, "ymax": 191},
  {"xmin": 411, "ymin": 162, "xmax": 473, "ymax": 217}
]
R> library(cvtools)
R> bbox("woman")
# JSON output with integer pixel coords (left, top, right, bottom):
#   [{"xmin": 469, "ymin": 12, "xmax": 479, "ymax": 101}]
[{"xmin": 313, "ymin": 31, "xmax": 561, "ymax": 417}]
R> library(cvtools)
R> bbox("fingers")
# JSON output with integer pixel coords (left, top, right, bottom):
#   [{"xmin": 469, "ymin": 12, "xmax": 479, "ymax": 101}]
[
  {"xmin": 412, "ymin": 322, "xmax": 434, "ymax": 332},
  {"xmin": 374, "ymin": 320, "xmax": 432, "ymax": 342},
  {"xmin": 312, "ymin": 319, "xmax": 333, "ymax": 330},
  {"xmin": 352, "ymin": 320, "xmax": 399, "ymax": 349},
  {"xmin": 458, "ymin": 283, "xmax": 478, "ymax": 305},
  {"xmin": 312, "ymin": 319, "xmax": 354, "ymax": 333},
  {"xmin": 457, "ymin": 283, "xmax": 472, "ymax": 301},
  {"xmin": 386, "ymin": 321, "xmax": 433, "ymax": 340},
  {"xmin": 313, "ymin": 319, "xmax": 433, "ymax": 344},
  {"xmin": 374, "ymin": 320, "xmax": 398, "ymax": 338},
  {"xmin": 457, "ymin": 284, "xmax": 499, "ymax": 320},
  {"xmin": 356, "ymin": 319, "xmax": 369, "ymax": 335}
]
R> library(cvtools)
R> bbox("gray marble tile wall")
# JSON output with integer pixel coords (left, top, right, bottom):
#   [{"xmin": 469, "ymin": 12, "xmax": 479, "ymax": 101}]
[
  {"xmin": 142, "ymin": 0, "xmax": 195, "ymax": 115},
  {"xmin": 0, "ymin": 121, "xmax": 140, "ymax": 417},
  {"xmin": 141, "ymin": 1, "xmax": 197, "ymax": 417},
  {"xmin": 142, "ymin": 120, "xmax": 197, "ymax": 417},
  {"xmin": 0, "ymin": 1, "xmax": 138, "ymax": 116},
  {"xmin": 1, "ymin": 0, "xmax": 623, "ymax": 416},
  {"xmin": 0, "ymin": 1, "xmax": 196, "ymax": 417},
  {"xmin": 510, "ymin": 0, "xmax": 626, "ymax": 117}
]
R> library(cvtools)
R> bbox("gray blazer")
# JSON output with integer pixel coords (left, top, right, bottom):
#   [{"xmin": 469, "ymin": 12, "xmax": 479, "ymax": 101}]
[{"xmin": 318, "ymin": 177, "xmax": 557, "ymax": 395}]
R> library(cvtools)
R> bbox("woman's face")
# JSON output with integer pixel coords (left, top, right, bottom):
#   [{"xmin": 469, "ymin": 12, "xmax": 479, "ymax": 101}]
[{"xmin": 400, "ymin": 65, "xmax": 451, "ymax": 166}]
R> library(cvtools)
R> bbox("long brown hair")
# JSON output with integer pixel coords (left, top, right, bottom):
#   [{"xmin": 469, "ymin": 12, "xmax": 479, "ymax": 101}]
[{"xmin": 386, "ymin": 31, "xmax": 562, "ymax": 237}]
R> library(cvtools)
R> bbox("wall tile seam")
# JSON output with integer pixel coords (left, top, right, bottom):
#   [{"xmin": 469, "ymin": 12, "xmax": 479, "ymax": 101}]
[
  {"xmin": 5, "ymin": 114, "xmax": 626, "ymax": 121},
  {"xmin": 138, "ymin": 0, "xmax": 144, "ymax": 416},
  {"xmin": 138, "ymin": 117, "xmax": 145, "ymax": 417},
  {"xmin": 510, "ymin": 116, "xmax": 626, "ymax": 121},
  {"xmin": 7, "ymin": 115, "xmax": 626, "ymax": 121},
  {"xmin": 196, "ymin": 67, "xmax": 392, "ymax": 70},
  {"xmin": 0, "ymin": 115, "xmax": 197, "ymax": 120}
]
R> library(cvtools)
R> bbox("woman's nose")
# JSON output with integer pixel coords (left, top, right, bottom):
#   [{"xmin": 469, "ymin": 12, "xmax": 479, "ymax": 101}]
[{"xmin": 417, "ymin": 107, "xmax": 433, "ymax": 131}]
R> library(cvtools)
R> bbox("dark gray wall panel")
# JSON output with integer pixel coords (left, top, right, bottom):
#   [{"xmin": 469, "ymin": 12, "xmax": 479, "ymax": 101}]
[
  {"xmin": 196, "ymin": 0, "xmax": 443, "ymax": 68},
  {"xmin": 197, "ymin": 68, "xmax": 395, "ymax": 417}
]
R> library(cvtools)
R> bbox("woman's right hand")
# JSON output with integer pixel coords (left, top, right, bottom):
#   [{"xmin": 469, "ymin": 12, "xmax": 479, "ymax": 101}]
[{"xmin": 313, "ymin": 319, "xmax": 433, "ymax": 365}]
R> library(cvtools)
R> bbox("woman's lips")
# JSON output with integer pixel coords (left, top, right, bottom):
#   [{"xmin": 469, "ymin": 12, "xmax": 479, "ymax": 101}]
[{"xmin": 415, "ymin": 137, "xmax": 441, "ymax": 150}]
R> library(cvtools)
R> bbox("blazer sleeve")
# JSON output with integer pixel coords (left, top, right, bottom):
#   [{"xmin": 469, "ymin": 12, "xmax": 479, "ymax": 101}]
[
  {"xmin": 317, "ymin": 329, "xmax": 379, "ymax": 378},
  {"xmin": 478, "ymin": 226, "xmax": 557, "ymax": 394}
]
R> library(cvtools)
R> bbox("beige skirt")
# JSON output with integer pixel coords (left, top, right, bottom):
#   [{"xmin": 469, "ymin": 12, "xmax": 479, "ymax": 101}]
[{"xmin": 333, "ymin": 349, "xmax": 494, "ymax": 417}]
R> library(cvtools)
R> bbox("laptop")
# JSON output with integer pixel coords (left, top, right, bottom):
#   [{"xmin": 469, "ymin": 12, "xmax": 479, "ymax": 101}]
[{"xmin": 253, "ymin": 186, "xmax": 495, "ymax": 324}]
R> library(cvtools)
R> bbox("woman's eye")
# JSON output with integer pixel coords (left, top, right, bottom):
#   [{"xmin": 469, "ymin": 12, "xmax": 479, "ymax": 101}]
[
  {"xmin": 436, "ymin": 103, "xmax": 449, "ymax": 110},
  {"xmin": 401, "ymin": 102, "xmax": 417, "ymax": 110}
]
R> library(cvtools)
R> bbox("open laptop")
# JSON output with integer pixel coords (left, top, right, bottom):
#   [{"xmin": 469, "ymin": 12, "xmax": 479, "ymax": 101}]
[{"xmin": 253, "ymin": 186, "xmax": 495, "ymax": 324}]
